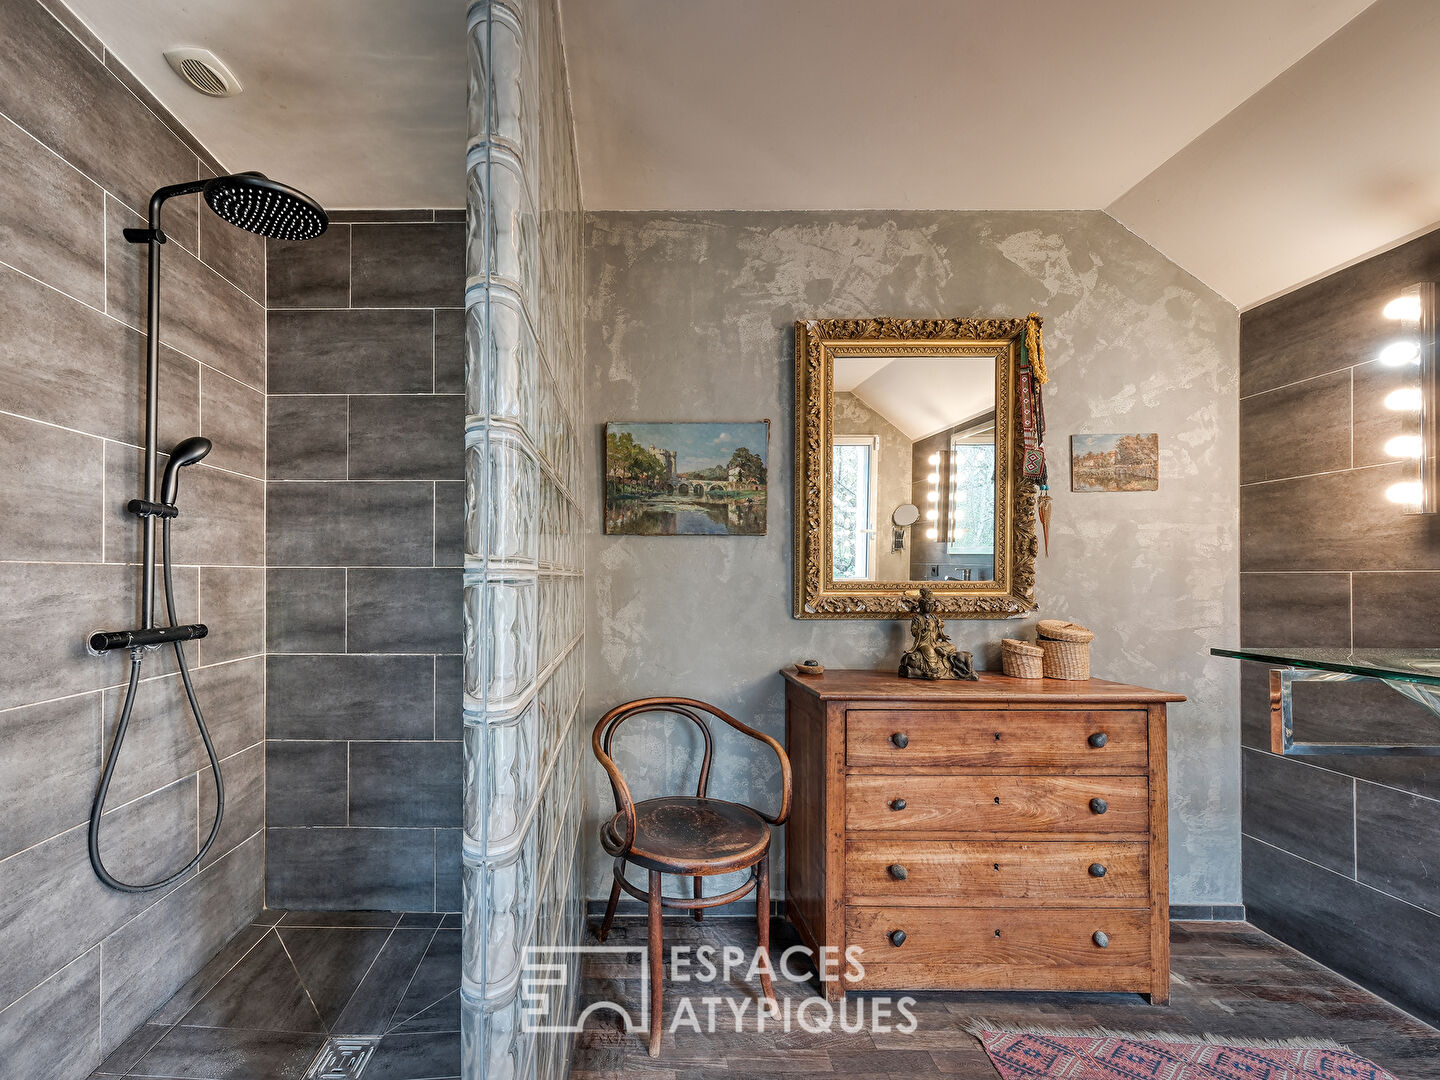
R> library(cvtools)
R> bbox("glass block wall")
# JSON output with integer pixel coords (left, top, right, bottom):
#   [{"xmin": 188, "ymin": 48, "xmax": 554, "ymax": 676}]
[{"xmin": 462, "ymin": 0, "xmax": 586, "ymax": 1077}]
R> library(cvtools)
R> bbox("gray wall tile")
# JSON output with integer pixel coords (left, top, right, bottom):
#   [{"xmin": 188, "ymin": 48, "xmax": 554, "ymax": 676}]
[
  {"xmin": 268, "ymin": 309, "xmax": 433, "ymax": 394},
  {"xmin": 198, "ymin": 201, "xmax": 265, "ymax": 305},
  {"xmin": 1353, "ymin": 572, "xmax": 1440, "ymax": 648},
  {"xmin": 200, "ymin": 367, "xmax": 265, "ymax": 479},
  {"xmin": 198, "ymin": 566, "xmax": 265, "ymax": 665},
  {"xmin": 267, "ymin": 567, "xmax": 347, "ymax": 653},
  {"xmin": 0, "ymin": 111, "xmax": 103, "ymax": 307},
  {"xmin": 1242, "ymin": 748, "xmax": 1354, "ymax": 875},
  {"xmin": 435, "ymin": 656, "xmax": 462, "ymax": 741},
  {"xmin": 200, "ymin": 743, "xmax": 263, "ymax": 869},
  {"xmin": 267, "ymin": 395, "xmax": 348, "ymax": 480},
  {"xmin": 346, "ymin": 568, "xmax": 463, "ymax": 654},
  {"xmin": 1239, "ymin": 571, "xmax": 1350, "ymax": 648},
  {"xmin": 350, "ymin": 223, "xmax": 465, "ymax": 307},
  {"xmin": 1353, "ymin": 358, "xmax": 1423, "ymax": 469},
  {"xmin": 104, "ymin": 450, "xmax": 265, "ymax": 567},
  {"xmin": 1356, "ymin": 782, "xmax": 1440, "ymax": 914},
  {"xmin": 266, "ymin": 827, "xmax": 437, "ymax": 910},
  {"xmin": 434, "ymin": 829, "xmax": 462, "ymax": 911},
  {"xmin": 95, "ymin": 775, "xmax": 199, "ymax": 886},
  {"xmin": 268, "ymin": 741, "xmax": 348, "ymax": 826},
  {"xmin": 348, "ymin": 395, "xmax": 465, "ymax": 480},
  {"xmin": 0, "ymin": 693, "xmax": 100, "ymax": 862},
  {"xmin": 0, "ymin": 411, "xmax": 103, "ymax": 562},
  {"xmin": 99, "ymin": 834, "xmax": 263, "ymax": 1059},
  {"xmin": 0, "ymin": 949, "xmax": 100, "ymax": 1080},
  {"xmin": 434, "ymin": 309, "xmax": 465, "ymax": 393},
  {"xmin": 267, "ymin": 482, "xmax": 433, "ymax": 566},
  {"xmin": 1239, "ymin": 369, "xmax": 1350, "ymax": 484},
  {"xmin": 435, "ymin": 480, "xmax": 464, "ymax": 567},
  {"xmin": 268, "ymin": 226, "xmax": 351, "ymax": 308},
  {"xmin": 348, "ymin": 741, "xmax": 462, "ymax": 828},
  {"xmin": 1245, "ymin": 835, "xmax": 1440, "ymax": 1025},
  {"xmin": 267, "ymin": 654, "xmax": 435, "ymax": 740}
]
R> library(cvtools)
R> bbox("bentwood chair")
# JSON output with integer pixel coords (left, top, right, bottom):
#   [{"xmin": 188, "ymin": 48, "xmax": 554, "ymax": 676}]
[{"xmin": 592, "ymin": 697, "xmax": 792, "ymax": 1057}]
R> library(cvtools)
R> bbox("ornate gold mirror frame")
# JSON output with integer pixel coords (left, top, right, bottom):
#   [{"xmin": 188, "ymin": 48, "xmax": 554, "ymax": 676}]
[{"xmin": 793, "ymin": 318, "xmax": 1038, "ymax": 619}]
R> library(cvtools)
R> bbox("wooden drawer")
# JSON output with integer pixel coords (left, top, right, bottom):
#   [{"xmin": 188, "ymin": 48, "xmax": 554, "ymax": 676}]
[
  {"xmin": 845, "ymin": 774, "xmax": 1149, "ymax": 835},
  {"xmin": 845, "ymin": 840, "xmax": 1149, "ymax": 904},
  {"xmin": 846, "ymin": 708, "xmax": 1146, "ymax": 770},
  {"xmin": 844, "ymin": 905, "xmax": 1152, "ymax": 992}
]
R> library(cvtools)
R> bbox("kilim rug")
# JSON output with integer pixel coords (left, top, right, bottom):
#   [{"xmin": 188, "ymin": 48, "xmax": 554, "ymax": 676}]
[{"xmin": 976, "ymin": 1029, "xmax": 1399, "ymax": 1080}]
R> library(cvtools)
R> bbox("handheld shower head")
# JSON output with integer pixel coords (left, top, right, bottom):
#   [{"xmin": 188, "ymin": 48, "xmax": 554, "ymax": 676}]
[
  {"xmin": 160, "ymin": 436, "xmax": 212, "ymax": 505},
  {"xmin": 202, "ymin": 172, "xmax": 328, "ymax": 241}
]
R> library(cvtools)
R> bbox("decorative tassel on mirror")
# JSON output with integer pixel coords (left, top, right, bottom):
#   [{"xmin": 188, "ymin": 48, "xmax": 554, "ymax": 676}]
[{"xmin": 1020, "ymin": 313, "xmax": 1052, "ymax": 555}]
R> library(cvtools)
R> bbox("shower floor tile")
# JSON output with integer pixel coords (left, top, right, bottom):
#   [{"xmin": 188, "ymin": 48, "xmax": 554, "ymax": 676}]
[{"xmin": 89, "ymin": 910, "xmax": 461, "ymax": 1080}]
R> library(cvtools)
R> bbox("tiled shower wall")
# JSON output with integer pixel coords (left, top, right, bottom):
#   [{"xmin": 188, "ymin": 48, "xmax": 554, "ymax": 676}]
[
  {"xmin": 463, "ymin": 0, "xmax": 587, "ymax": 1076},
  {"xmin": 1240, "ymin": 226, "xmax": 1440, "ymax": 1025},
  {"xmin": 0, "ymin": 1, "xmax": 266, "ymax": 1075},
  {"xmin": 265, "ymin": 210, "xmax": 466, "ymax": 911}
]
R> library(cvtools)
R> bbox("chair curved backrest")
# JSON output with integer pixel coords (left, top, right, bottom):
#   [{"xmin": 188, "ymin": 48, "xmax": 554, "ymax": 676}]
[{"xmin": 592, "ymin": 697, "xmax": 792, "ymax": 857}]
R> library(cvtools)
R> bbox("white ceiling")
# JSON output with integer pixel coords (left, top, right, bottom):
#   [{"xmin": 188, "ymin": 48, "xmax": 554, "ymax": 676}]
[
  {"xmin": 64, "ymin": 0, "xmax": 1440, "ymax": 308},
  {"xmin": 62, "ymin": 0, "xmax": 466, "ymax": 210},
  {"xmin": 835, "ymin": 357, "xmax": 995, "ymax": 442}
]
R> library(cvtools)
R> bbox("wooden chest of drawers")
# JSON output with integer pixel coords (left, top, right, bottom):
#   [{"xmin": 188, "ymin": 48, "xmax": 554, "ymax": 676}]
[{"xmin": 782, "ymin": 668, "xmax": 1182, "ymax": 1002}]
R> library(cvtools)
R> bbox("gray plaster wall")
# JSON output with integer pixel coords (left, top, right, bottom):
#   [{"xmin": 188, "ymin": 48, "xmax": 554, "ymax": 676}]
[{"xmin": 582, "ymin": 210, "xmax": 1241, "ymax": 906}]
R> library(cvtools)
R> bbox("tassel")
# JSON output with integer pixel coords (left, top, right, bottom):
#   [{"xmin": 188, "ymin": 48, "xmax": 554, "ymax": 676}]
[
  {"xmin": 1037, "ymin": 485, "xmax": 1052, "ymax": 556},
  {"xmin": 1026, "ymin": 313, "xmax": 1047, "ymax": 384}
]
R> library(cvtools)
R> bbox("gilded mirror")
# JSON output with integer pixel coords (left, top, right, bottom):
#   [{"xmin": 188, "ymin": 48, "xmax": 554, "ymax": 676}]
[{"xmin": 793, "ymin": 318, "xmax": 1038, "ymax": 619}]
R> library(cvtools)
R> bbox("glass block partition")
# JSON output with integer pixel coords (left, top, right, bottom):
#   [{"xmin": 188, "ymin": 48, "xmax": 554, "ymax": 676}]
[{"xmin": 463, "ymin": 0, "xmax": 586, "ymax": 1076}]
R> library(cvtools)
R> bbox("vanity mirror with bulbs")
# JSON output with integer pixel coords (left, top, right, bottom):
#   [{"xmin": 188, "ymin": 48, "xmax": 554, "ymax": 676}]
[{"xmin": 794, "ymin": 317, "xmax": 1038, "ymax": 619}]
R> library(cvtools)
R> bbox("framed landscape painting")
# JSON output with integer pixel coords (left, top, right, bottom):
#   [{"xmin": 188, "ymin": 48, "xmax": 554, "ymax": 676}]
[
  {"xmin": 1071, "ymin": 433, "xmax": 1160, "ymax": 492},
  {"xmin": 604, "ymin": 421, "xmax": 769, "ymax": 535}
]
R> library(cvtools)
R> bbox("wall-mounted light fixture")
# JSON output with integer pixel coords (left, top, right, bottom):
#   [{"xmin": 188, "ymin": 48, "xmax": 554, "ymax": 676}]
[
  {"xmin": 924, "ymin": 451, "xmax": 942, "ymax": 539},
  {"xmin": 1380, "ymin": 282, "xmax": 1438, "ymax": 513}
]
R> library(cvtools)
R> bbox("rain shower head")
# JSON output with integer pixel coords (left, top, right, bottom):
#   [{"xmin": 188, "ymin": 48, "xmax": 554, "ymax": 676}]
[{"xmin": 202, "ymin": 172, "xmax": 328, "ymax": 241}]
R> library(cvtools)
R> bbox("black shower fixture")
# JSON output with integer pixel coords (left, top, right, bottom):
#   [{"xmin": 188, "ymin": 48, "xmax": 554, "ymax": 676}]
[{"xmin": 86, "ymin": 173, "xmax": 328, "ymax": 893}]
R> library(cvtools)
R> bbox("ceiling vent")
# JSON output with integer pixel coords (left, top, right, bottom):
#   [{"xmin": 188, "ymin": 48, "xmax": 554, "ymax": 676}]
[{"xmin": 163, "ymin": 48, "xmax": 242, "ymax": 98}]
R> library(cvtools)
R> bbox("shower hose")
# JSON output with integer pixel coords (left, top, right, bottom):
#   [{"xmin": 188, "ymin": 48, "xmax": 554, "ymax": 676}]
[{"xmin": 88, "ymin": 515, "xmax": 224, "ymax": 892}]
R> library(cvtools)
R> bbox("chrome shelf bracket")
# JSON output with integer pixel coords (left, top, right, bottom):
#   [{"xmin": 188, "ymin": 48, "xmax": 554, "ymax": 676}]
[{"xmin": 1269, "ymin": 666, "xmax": 1440, "ymax": 757}]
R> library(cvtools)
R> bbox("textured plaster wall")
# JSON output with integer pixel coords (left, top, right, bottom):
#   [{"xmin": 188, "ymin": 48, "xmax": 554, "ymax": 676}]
[{"xmin": 582, "ymin": 211, "xmax": 1241, "ymax": 905}]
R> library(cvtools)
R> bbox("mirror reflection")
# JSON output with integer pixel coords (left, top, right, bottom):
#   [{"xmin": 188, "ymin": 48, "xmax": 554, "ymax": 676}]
[{"xmin": 831, "ymin": 355, "xmax": 997, "ymax": 583}]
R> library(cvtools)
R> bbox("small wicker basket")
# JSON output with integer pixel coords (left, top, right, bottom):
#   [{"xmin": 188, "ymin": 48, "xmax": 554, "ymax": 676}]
[
  {"xmin": 1036, "ymin": 619, "xmax": 1095, "ymax": 680},
  {"xmin": 1001, "ymin": 638, "xmax": 1044, "ymax": 679}
]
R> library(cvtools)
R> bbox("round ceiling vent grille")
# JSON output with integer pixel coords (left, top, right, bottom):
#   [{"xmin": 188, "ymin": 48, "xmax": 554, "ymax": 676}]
[{"xmin": 163, "ymin": 48, "xmax": 242, "ymax": 98}]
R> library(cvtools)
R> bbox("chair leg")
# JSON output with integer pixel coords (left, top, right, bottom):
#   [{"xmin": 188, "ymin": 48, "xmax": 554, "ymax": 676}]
[
  {"xmin": 756, "ymin": 854, "xmax": 775, "ymax": 1004},
  {"xmin": 647, "ymin": 869, "xmax": 664, "ymax": 1058},
  {"xmin": 598, "ymin": 876, "xmax": 622, "ymax": 942},
  {"xmin": 693, "ymin": 875, "xmax": 703, "ymax": 921}
]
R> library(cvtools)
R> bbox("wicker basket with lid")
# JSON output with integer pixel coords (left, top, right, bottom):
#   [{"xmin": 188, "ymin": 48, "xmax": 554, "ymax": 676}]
[
  {"xmin": 1001, "ymin": 638, "xmax": 1044, "ymax": 679},
  {"xmin": 1036, "ymin": 619, "xmax": 1095, "ymax": 680}
]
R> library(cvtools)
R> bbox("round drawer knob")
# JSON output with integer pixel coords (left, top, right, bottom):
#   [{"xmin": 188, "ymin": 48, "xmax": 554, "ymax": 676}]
[
  {"xmin": 1088, "ymin": 732, "xmax": 1109, "ymax": 748},
  {"xmin": 890, "ymin": 798, "xmax": 907, "ymax": 811},
  {"xmin": 1093, "ymin": 930, "xmax": 1110, "ymax": 948},
  {"xmin": 891, "ymin": 731, "xmax": 909, "ymax": 749},
  {"xmin": 888, "ymin": 863, "xmax": 908, "ymax": 881},
  {"xmin": 889, "ymin": 929, "xmax": 907, "ymax": 947},
  {"xmin": 1089, "ymin": 863, "xmax": 1107, "ymax": 878},
  {"xmin": 1090, "ymin": 797, "xmax": 1109, "ymax": 815}
]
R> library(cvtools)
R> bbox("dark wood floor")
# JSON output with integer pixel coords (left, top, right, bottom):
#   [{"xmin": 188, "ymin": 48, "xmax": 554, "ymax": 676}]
[{"xmin": 570, "ymin": 918, "xmax": 1440, "ymax": 1079}]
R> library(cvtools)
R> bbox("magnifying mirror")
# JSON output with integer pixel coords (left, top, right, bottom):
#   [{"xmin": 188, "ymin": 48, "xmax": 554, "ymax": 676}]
[{"xmin": 892, "ymin": 503, "xmax": 920, "ymax": 527}]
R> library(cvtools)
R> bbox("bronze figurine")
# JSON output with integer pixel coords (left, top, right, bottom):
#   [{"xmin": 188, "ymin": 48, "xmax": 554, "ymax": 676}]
[{"xmin": 899, "ymin": 587, "xmax": 978, "ymax": 681}]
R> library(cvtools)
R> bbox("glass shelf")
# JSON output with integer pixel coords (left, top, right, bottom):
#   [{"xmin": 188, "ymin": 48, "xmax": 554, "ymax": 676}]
[
  {"xmin": 1211, "ymin": 647, "xmax": 1440, "ymax": 756},
  {"xmin": 1210, "ymin": 647, "xmax": 1440, "ymax": 686}
]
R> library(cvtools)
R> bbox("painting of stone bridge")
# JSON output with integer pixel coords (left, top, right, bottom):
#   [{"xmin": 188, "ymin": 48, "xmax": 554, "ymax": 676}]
[{"xmin": 604, "ymin": 421, "xmax": 769, "ymax": 535}]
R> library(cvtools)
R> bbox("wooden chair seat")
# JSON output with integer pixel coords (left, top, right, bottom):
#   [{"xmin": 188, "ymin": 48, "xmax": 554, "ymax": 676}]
[{"xmin": 603, "ymin": 796, "xmax": 771, "ymax": 873}]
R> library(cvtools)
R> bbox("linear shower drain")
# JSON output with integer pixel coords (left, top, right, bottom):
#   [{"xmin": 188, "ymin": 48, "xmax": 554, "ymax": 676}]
[{"xmin": 305, "ymin": 1035, "xmax": 381, "ymax": 1079}]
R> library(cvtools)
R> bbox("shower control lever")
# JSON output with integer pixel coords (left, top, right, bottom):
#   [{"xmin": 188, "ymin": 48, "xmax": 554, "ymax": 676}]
[{"xmin": 88, "ymin": 623, "xmax": 208, "ymax": 654}]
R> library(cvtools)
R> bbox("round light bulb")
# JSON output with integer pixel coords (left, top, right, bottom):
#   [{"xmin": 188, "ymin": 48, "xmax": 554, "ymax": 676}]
[
  {"xmin": 1385, "ymin": 387, "xmax": 1423, "ymax": 411},
  {"xmin": 1384, "ymin": 435, "xmax": 1423, "ymax": 459},
  {"xmin": 1384, "ymin": 295, "xmax": 1423, "ymax": 322},
  {"xmin": 924, "ymin": 508, "xmax": 938, "ymax": 521},
  {"xmin": 926, "ymin": 472, "xmax": 939, "ymax": 484},
  {"xmin": 928, "ymin": 453, "xmax": 941, "ymax": 466},
  {"xmin": 1379, "ymin": 340, "xmax": 1421, "ymax": 367},
  {"xmin": 1386, "ymin": 481, "xmax": 1422, "ymax": 505},
  {"xmin": 926, "ymin": 491, "xmax": 939, "ymax": 503},
  {"xmin": 924, "ymin": 527, "xmax": 938, "ymax": 540}
]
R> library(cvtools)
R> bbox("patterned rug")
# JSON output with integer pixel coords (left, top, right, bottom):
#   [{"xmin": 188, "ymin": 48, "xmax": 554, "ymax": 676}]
[{"xmin": 977, "ymin": 1030, "xmax": 1399, "ymax": 1080}]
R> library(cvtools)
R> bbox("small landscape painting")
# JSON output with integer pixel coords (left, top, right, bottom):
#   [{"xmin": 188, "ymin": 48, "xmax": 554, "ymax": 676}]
[
  {"xmin": 1071, "ymin": 433, "xmax": 1160, "ymax": 492},
  {"xmin": 604, "ymin": 421, "xmax": 769, "ymax": 535}
]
